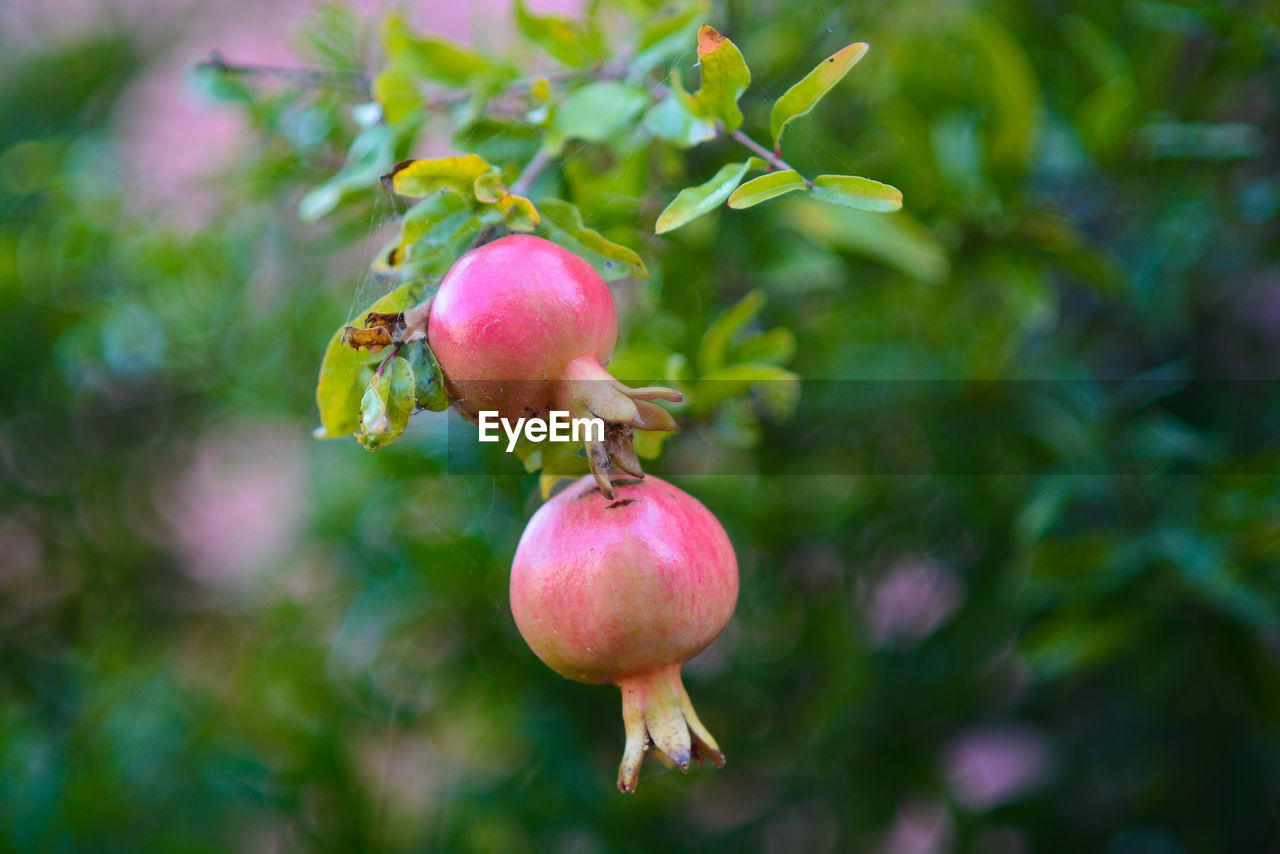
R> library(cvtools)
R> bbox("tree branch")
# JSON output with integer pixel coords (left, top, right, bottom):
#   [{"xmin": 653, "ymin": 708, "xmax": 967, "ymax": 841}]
[
  {"xmin": 509, "ymin": 147, "xmax": 555, "ymax": 198},
  {"xmin": 197, "ymin": 51, "xmax": 371, "ymax": 93},
  {"xmin": 725, "ymin": 126, "xmax": 812, "ymax": 186}
]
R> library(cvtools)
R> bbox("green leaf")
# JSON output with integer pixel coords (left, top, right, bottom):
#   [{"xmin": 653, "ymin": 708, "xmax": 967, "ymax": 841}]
[
  {"xmin": 371, "ymin": 64, "xmax": 421, "ymax": 124},
  {"xmin": 781, "ymin": 199, "xmax": 948, "ymax": 283},
  {"xmin": 537, "ymin": 198, "xmax": 648, "ymax": 280},
  {"xmin": 375, "ymin": 192, "xmax": 477, "ymax": 276},
  {"xmin": 654, "ymin": 158, "xmax": 764, "ymax": 234},
  {"xmin": 539, "ymin": 453, "xmax": 591, "ymax": 500},
  {"xmin": 314, "ymin": 282, "xmax": 424, "ymax": 439},
  {"xmin": 810, "ymin": 174, "xmax": 903, "ymax": 212},
  {"xmin": 383, "ymin": 155, "xmax": 493, "ymax": 198},
  {"xmin": 549, "ymin": 81, "xmax": 648, "ymax": 150},
  {"xmin": 390, "ymin": 197, "xmax": 485, "ymax": 278},
  {"xmin": 644, "ymin": 73, "xmax": 716, "ymax": 148},
  {"xmin": 736, "ymin": 327, "xmax": 797, "ymax": 365},
  {"xmin": 513, "ymin": 0, "xmax": 606, "ymax": 67},
  {"xmin": 514, "ymin": 429, "xmax": 584, "ymax": 474},
  {"xmin": 406, "ymin": 340, "xmax": 450, "ymax": 411},
  {"xmin": 380, "ymin": 12, "xmax": 499, "ymax": 87},
  {"xmin": 398, "ymin": 220, "xmax": 486, "ymax": 279},
  {"xmin": 452, "ymin": 118, "xmax": 541, "ymax": 163},
  {"xmin": 185, "ymin": 63, "xmax": 253, "ymax": 104},
  {"xmin": 299, "ymin": 124, "xmax": 396, "ymax": 223},
  {"xmin": 694, "ymin": 25, "xmax": 750, "ymax": 132},
  {"xmin": 632, "ymin": 0, "xmax": 710, "ymax": 75},
  {"xmin": 632, "ymin": 428, "xmax": 672, "ymax": 460},
  {"xmin": 357, "ymin": 356, "xmax": 416, "ymax": 451},
  {"xmin": 694, "ymin": 362, "xmax": 800, "ymax": 418},
  {"xmin": 966, "ymin": 13, "xmax": 1037, "ymax": 172},
  {"xmin": 294, "ymin": 4, "xmax": 362, "ymax": 68},
  {"xmin": 769, "ymin": 42, "xmax": 868, "ymax": 148},
  {"xmin": 698, "ymin": 289, "xmax": 766, "ymax": 373},
  {"xmin": 400, "ymin": 192, "xmax": 473, "ymax": 247},
  {"xmin": 727, "ymin": 170, "xmax": 807, "ymax": 209},
  {"xmin": 360, "ymin": 373, "xmax": 392, "ymax": 435}
]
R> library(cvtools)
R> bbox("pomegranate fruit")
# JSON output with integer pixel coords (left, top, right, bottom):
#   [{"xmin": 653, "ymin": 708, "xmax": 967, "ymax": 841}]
[
  {"xmin": 510, "ymin": 475, "xmax": 738, "ymax": 792},
  {"xmin": 424, "ymin": 234, "xmax": 681, "ymax": 498}
]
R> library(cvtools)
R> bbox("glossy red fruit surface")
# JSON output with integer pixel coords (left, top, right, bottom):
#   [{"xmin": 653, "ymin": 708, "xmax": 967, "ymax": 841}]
[
  {"xmin": 427, "ymin": 235, "xmax": 681, "ymax": 498},
  {"xmin": 510, "ymin": 474, "xmax": 738, "ymax": 792}
]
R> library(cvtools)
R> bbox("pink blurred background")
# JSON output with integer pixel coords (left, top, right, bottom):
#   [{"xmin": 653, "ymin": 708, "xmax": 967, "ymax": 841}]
[{"xmin": 1, "ymin": 0, "xmax": 580, "ymax": 218}]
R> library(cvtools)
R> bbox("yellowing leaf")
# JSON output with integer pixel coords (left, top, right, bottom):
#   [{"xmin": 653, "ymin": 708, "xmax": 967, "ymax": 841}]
[
  {"xmin": 315, "ymin": 282, "xmax": 424, "ymax": 439},
  {"xmin": 654, "ymin": 158, "xmax": 765, "ymax": 234},
  {"xmin": 810, "ymin": 174, "xmax": 903, "ymax": 212},
  {"xmin": 769, "ymin": 42, "xmax": 868, "ymax": 148},
  {"xmin": 497, "ymin": 193, "xmax": 540, "ymax": 231},
  {"xmin": 473, "ymin": 170, "xmax": 506, "ymax": 203},
  {"xmin": 727, "ymin": 170, "xmax": 807, "ymax": 209},
  {"xmin": 694, "ymin": 25, "xmax": 751, "ymax": 131},
  {"xmin": 467, "ymin": 169, "xmax": 539, "ymax": 231},
  {"xmin": 383, "ymin": 155, "xmax": 492, "ymax": 198}
]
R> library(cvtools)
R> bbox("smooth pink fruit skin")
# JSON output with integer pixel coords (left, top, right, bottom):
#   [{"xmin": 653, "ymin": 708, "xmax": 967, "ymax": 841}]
[
  {"xmin": 427, "ymin": 234, "xmax": 618, "ymax": 416},
  {"xmin": 510, "ymin": 476, "xmax": 739, "ymax": 685}
]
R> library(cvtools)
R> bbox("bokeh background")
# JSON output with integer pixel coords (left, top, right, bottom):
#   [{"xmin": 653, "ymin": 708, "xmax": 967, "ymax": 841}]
[{"xmin": 3, "ymin": 0, "xmax": 1280, "ymax": 852}]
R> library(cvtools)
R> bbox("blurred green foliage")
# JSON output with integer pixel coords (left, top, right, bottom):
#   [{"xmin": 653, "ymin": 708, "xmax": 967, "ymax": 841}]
[{"xmin": 2, "ymin": 1, "xmax": 1279, "ymax": 853}]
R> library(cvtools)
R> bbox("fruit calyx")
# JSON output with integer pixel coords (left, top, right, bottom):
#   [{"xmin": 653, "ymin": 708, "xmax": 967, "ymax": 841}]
[
  {"xmin": 617, "ymin": 663, "xmax": 726, "ymax": 794},
  {"xmin": 559, "ymin": 355, "xmax": 682, "ymax": 495}
]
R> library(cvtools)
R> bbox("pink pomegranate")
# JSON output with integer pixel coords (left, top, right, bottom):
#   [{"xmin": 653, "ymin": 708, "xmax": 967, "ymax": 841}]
[
  {"xmin": 510, "ymin": 474, "xmax": 739, "ymax": 792},
  {"xmin": 425, "ymin": 235, "xmax": 681, "ymax": 497}
]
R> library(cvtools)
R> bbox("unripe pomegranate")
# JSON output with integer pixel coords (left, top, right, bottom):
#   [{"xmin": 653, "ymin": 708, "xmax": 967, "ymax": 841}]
[
  {"xmin": 510, "ymin": 475, "xmax": 738, "ymax": 792},
  {"xmin": 425, "ymin": 235, "xmax": 681, "ymax": 498}
]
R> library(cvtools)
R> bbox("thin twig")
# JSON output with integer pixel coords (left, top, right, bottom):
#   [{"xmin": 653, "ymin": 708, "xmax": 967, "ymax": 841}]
[
  {"xmin": 726, "ymin": 126, "xmax": 812, "ymax": 186},
  {"xmin": 650, "ymin": 80, "xmax": 812, "ymax": 186},
  {"xmin": 374, "ymin": 341, "xmax": 405, "ymax": 377},
  {"xmin": 509, "ymin": 147, "xmax": 555, "ymax": 197},
  {"xmin": 197, "ymin": 51, "xmax": 371, "ymax": 93}
]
